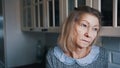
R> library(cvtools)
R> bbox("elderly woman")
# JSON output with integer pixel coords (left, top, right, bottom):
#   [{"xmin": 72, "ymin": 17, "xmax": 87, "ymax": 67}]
[{"xmin": 46, "ymin": 6, "xmax": 108, "ymax": 68}]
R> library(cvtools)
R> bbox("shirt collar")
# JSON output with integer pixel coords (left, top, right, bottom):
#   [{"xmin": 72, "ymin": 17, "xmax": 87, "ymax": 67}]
[{"xmin": 54, "ymin": 45, "xmax": 100, "ymax": 66}]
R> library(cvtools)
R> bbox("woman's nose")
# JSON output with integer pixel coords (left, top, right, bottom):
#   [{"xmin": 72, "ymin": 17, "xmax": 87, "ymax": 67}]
[
  {"xmin": 84, "ymin": 29, "xmax": 91, "ymax": 37},
  {"xmin": 84, "ymin": 32, "xmax": 89, "ymax": 37}
]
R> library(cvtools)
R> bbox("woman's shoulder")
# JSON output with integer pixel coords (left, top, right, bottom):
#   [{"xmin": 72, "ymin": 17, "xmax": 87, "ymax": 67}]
[
  {"xmin": 46, "ymin": 45, "xmax": 60, "ymax": 57},
  {"xmin": 94, "ymin": 45, "xmax": 109, "ymax": 53},
  {"xmin": 46, "ymin": 46, "xmax": 55, "ymax": 55}
]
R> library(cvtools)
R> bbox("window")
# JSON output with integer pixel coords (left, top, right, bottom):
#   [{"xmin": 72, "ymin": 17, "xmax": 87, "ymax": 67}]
[
  {"xmin": 34, "ymin": 0, "xmax": 43, "ymax": 27},
  {"xmin": 101, "ymin": 0, "xmax": 113, "ymax": 26},
  {"xmin": 101, "ymin": 0, "xmax": 120, "ymax": 27},
  {"xmin": 68, "ymin": 0, "xmax": 86, "ymax": 14},
  {"xmin": 21, "ymin": 0, "xmax": 60, "ymax": 32},
  {"xmin": 22, "ymin": 0, "xmax": 33, "ymax": 28},
  {"xmin": 47, "ymin": 0, "xmax": 60, "ymax": 27},
  {"xmin": 93, "ymin": 0, "xmax": 120, "ymax": 36}
]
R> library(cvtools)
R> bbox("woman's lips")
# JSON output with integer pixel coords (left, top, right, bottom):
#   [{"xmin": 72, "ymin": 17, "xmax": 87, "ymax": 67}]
[{"xmin": 81, "ymin": 39, "xmax": 90, "ymax": 43}]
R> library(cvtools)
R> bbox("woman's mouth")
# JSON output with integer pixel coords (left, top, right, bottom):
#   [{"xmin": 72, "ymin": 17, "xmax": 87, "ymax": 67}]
[{"xmin": 82, "ymin": 39, "xmax": 90, "ymax": 43}]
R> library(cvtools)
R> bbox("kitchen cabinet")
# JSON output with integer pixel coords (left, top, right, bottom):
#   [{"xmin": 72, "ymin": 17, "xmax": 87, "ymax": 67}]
[
  {"xmin": 21, "ymin": 0, "xmax": 33, "ymax": 30},
  {"xmin": 21, "ymin": 0, "xmax": 60, "ymax": 32},
  {"xmin": 21, "ymin": 0, "xmax": 91, "ymax": 32},
  {"xmin": 62, "ymin": 0, "xmax": 120, "ymax": 36},
  {"xmin": 59, "ymin": 0, "xmax": 93, "ymax": 26},
  {"xmin": 93, "ymin": 0, "xmax": 120, "ymax": 36},
  {"xmin": 21, "ymin": 0, "xmax": 120, "ymax": 36}
]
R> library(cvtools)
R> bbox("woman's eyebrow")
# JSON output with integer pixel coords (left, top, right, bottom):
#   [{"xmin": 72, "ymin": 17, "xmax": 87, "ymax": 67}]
[
  {"xmin": 94, "ymin": 25, "xmax": 99, "ymax": 27},
  {"xmin": 80, "ymin": 20, "xmax": 99, "ymax": 27},
  {"xmin": 80, "ymin": 20, "xmax": 89, "ymax": 24}
]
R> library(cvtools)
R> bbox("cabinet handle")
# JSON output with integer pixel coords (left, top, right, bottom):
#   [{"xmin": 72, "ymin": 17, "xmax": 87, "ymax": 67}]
[
  {"xmin": 41, "ymin": 29, "xmax": 48, "ymax": 32},
  {"xmin": 30, "ymin": 28, "xmax": 33, "ymax": 31}
]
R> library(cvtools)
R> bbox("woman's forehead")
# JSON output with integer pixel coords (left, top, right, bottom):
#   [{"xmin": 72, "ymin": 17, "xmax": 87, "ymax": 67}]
[{"xmin": 78, "ymin": 14, "xmax": 100, "ymax": 26}]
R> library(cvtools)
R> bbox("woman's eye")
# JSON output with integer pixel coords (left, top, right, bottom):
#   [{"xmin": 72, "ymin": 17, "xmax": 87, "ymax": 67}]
[
  {"xmin": 93, "ymin": 28, "xmax": 99, "ymax": 31},
  {"xmin": 81, "ymin": 23, "xmax": 87, "ymax": 27}
]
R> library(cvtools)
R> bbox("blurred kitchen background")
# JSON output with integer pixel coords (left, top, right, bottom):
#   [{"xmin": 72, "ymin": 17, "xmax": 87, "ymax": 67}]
[{"xmin": 0, "ymin": 0, "xmax": 120, "ymax": 68}]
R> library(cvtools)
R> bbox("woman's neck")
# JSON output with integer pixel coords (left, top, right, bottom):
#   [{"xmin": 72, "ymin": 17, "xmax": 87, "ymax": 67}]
[{"xmin": 65, "ymin": 46, "xmax": 91, "ymax": 59}]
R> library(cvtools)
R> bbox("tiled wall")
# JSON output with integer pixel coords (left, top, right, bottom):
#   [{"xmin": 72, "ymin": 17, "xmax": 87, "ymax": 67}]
[{"xmin": 102, "ymin": 37, "xmax": 120, "ymax": 68}]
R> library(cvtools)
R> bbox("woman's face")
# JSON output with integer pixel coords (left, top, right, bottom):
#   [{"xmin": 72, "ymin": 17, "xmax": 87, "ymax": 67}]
[{"xmin": 74, "ymin": 14, "xmax": 100, "ymax": 48}]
